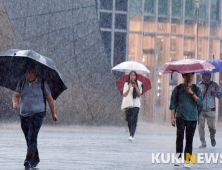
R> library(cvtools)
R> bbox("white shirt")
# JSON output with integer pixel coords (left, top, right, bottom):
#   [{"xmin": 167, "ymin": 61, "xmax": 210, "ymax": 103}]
[{"xmin": 123, "ymin": 81, "xmax": 142, "ymax": 108}]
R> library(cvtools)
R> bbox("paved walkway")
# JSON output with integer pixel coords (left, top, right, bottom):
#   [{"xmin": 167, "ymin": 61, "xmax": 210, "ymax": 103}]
[{"xmin": 1, "ymin": 122, "xmax": 222, "ymax": 170}]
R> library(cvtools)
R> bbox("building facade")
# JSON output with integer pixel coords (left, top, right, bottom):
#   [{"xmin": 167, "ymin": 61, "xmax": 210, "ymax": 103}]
[{"xmin": 97, "ymin": 0, "xmax": 222, "ymax": 122}]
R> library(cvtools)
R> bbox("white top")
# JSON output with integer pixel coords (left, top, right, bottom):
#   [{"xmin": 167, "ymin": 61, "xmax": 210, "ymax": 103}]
[{"xmin": 123, "ymin": 80, "xmax": 143, "ymax": 108}]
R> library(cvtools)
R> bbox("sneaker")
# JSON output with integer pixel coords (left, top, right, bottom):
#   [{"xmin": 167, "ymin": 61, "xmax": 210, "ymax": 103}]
[
  {"xmin": 128, "ymin": 136, "xmax": 134, "ymax": 141},
  {"xmin": 184, "ymin": 162, "xmax": 190, "ymax": 168},
  {"xmin": 174, "ymin": 158, "xmax": 182, "ymax": 166},
  {"xmin": 24, "ymin": 160, "xmax": 32, "ymax": 169},
  {"xmin": 211, "ymin": 139, "xmax": 216, "ymax": 147},
  {"xmin": 199, "ymin": 144, "xmax": 207, "ymax": 148}
]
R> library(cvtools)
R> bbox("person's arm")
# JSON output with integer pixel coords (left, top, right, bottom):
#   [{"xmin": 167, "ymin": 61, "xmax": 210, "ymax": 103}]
[
  {"xmin": 187, "ymin": 86, "xmax": 203, "ymax": 104},
  {"xmin": 46, "ymin": 95, "xmax": 58, "ymax": 121},
  {"xmin": 186, "ymin": 87, "xmax": 198, "ymax": 102},
  {"xmin": 171, "ymin": 110, "xmax": 176, "ymax": 127},
  {"xmin": 132, "ymin": 83, "xmax": 142, "ymax": 97},
  {"xmin": 12, "ymin": 92, "xmax": 20, "ymax": 109},
  {"xmin": 123, "ymin": 83, "xmax": 132, "ymax": 97},
  {"xmin": 169, "ymin": 87, "xmax": 177, "ymax": 127},
  {"xmin": 211, "ymin": 83, "xmax": 222, "ymax": 99}
]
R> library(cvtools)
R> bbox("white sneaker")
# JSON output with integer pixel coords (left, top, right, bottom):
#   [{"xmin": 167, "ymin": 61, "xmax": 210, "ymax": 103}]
[
  {"xmin": 184, "ymin": 162, "xmax": 190, "ymax": 168},
  {"xmin": 174, "ymin": 158, "xmax": 182, "ymax": 166},
  {"xmin": 128, "ymin": 136, "xmax": 134, "ymax": 141}
]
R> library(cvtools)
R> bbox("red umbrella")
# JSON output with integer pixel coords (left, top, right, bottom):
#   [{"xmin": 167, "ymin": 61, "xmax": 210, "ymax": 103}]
[
  {"xmin": 116, "ymin": 73, "xmax": 151, "ymax": 95},
  {"xmin": 159, "ymin": 59, "xmax": 215, "ymax": 74}
]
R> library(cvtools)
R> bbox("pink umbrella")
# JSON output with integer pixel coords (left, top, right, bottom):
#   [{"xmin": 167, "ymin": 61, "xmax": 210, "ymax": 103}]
[
  {"xmin": 116, "ymin": 73, "xmax": 151, "ymax": 95},
  {"xmin": 159, "ymin": 59, "xmax": 215, "ymax": 74}
]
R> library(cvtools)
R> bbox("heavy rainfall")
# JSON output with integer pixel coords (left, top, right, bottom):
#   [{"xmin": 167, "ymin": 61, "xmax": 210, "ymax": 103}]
[{"xmin": 0, "ymin": 0, "xmax": 222, "ymax": 169}]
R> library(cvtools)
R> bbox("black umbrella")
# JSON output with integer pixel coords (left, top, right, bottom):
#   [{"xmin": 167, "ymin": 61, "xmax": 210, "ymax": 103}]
[{"xmin": 0, "ymin": 49, "xmax": 67, "ymax": 100}]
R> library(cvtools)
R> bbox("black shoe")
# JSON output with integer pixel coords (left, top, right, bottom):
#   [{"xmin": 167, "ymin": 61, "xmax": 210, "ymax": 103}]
[
  {"xmin": 199, "ymin": 144, "xmax": 206, "ymax": 148},
  {"xmin": 211, "ymin": 139, "xmax": 216, "ymax": 147},
  {"xmin": 32, "ymin": 161, "xmax": 39, "ymax": 168},
  {"xmin": 24, "ymin": 160, "xmax": 32, "ymax": 169}
]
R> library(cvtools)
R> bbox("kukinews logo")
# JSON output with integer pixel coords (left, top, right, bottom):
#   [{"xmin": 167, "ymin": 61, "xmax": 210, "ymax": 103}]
[{"xmin": 152, "ymin": 153, "xmax": 222, "ymax": 164}]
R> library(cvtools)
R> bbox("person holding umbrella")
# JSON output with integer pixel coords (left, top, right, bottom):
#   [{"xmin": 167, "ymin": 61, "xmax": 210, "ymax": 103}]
[
  {"xmin": 116, "ymin": 72, "xmax": 151, "ymax": 133},
  {"xmin": 12, "ymin": 63, "xmax": 58, "ymax": 169},
  {"xmin": 197, "ymin": 72, "xmax": 221, "ymax": 148},
  {"xmin": 169, "ymin": 72, "xmax": 202, "ymax": 168},
  {"xmin": 122, "ymin": 71, "xmax": 143, "ymax": 141}
]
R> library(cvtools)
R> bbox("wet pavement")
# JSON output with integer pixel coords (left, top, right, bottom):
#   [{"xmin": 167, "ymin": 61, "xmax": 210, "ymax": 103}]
[{"xmin": 1, "ymin": 121, "xmax": 222, "ymax": 170}]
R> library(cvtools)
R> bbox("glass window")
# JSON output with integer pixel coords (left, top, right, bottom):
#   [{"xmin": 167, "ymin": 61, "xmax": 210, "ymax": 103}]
[
  {"xmin": 171, "ymin": 19, "xmax": 183, "ymax": 34},
  {"xmin": 211, "ymin": 0, "xmax": 220, "ymax": 21},
  {"xmin": 130, "ymin": 0, "xmax": 142, "ymax": 14},
  {"xmin": 199, "ymin": 0, "xmax": 208, "ymax": 20},
  {"xmin": 170, "ymin": 36, "xmax": 183, "ymax": 61},
  {"xmin": 184, "ymin": 37, "xmax": 195, "ymax": 59},
  {"xmin": 172, "ymin": 0, "xmax": 182, "ymax": 17},
  {"xmin": 114, "ymin": 32, "xmax": 126, "ymax": 66},
  {"xmin": 142, "ymin": 35, "xmax": 155, "ymax": 120},
  {"xmin": 100, "ymin": 0, "xmax": 113, "ymax": 10},
  {"xmin": 210, "ymin": 22, "xmax": 221, "ymax": 37},
  {"xmin": 158, "ymin": 0, "xmax": 169, "ymax": 16},
  {"xmin": 115, "ymin": 0, "xmax": 128, "ymax": 11},
  {"xmin": 101, "ymin": 31, "xmax": 112, "ymax": 62},
  {"xmin": 209, "ymin": 39, "xmax": 220, "ymax": 59},
  {"xmin": 157, "ymin": 17, "xmax": 170, "ymax": 33},
  {"xmin": 198, "ymin": 21, "xmax": 208, "ymax": 37},
  {"xmin": 100, "ymin": 12, "xmax": 112, "ymax": 29},
  {"xmin": 197, "ymin": 38, "xmax": 208, "ymax": 60},
  {"xmin": 143, "ymin": 36, "xmax": 155, "ymax": 67},
  {"xmin": 185, "ymin": 0, "xmax": 194, "ymax": 18},
  {"xmin": 184, "ymin": 20, "xmax": 195, "ymax": 36},
  {"xmin": 144, "ymin": 0, "xmax": 155, "ymax": 15},
  {"xmin": 128, "ymin": 33, "xmax": 142, "ymax": 62},
  {"xmin": 129, "ymin": 14, "xmax": 142, "ymax": 32},
  {"xmin": 115, "ymin": 14, "xmax": 127, "ymax": 30},
  {"xmin": 155, "ymin": 36, "xmax": 169, "ymax": 120},
  {"xmin": 144, "ymin": 16, "xmax": 156, "ymax": 33}
]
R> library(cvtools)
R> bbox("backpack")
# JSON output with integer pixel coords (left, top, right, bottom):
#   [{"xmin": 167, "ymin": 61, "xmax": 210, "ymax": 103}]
[{"xmin": 19, "ymin": 78, "xmax": 46, "ymax": 112}]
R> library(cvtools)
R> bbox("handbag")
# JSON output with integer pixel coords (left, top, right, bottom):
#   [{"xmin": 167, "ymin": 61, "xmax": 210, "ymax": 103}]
[{"xmin": 121, "ymin": 86, "xmax": 133, "ymax": 111}]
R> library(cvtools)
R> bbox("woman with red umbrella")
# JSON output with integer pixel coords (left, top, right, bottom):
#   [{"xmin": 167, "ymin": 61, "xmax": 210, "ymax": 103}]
[{"xmin": 121, "ymin": 71, "xmax": 143, "ymax": 141}]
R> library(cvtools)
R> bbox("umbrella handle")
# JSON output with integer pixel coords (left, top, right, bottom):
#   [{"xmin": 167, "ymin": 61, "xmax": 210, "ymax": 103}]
[{"xmin": 171, "ymin": 70, "xmax": 176, "ymax": 80}]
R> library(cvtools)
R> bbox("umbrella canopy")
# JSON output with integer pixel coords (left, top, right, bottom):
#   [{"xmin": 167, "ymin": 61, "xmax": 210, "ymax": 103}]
[
  {"xmin": 203, "ymin": 59, "xmax": 222, "ymax": 73},
  {"xmin": 112, "ymin": 61, "xmax": 150, "ymax": 74},
  {"xmin": 116, "ymin": 73, "xmax": 151, "ymax": 95},
  {"xmin": 0, "ymin": 49, "xmax": 67, "ymax": 100},
  {"xmin": 159, "ymin": 59, "xmax": 215, "ymax": 74}
]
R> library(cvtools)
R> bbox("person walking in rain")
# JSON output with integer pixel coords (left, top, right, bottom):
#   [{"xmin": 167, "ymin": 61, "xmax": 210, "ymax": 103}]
[
  {"xmin": 12, "ymin": 64, "xmax": 58, "ymax": 169},
  {"xmin": 122, "ymin": 71, "xmax": 143, "ymax": 141},
  {"xmin": 197, "ymin": 72, "xmax": 221, "ymax": 148},
  {"xmin": 169, "ymin": 72, "xmax": 202, "ymax": 168}
]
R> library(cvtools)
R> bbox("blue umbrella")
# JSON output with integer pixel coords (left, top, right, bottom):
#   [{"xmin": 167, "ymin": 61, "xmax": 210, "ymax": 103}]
[
  {"xmin": 205, "ymin": 59, "xmax": 222, "ymax": 73},
  {"xmin": 197, "ymin": 59, "xmax": 222, "ymax": 74}
]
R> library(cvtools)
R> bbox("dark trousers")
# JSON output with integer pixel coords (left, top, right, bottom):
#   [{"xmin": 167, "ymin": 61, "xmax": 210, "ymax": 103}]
[
  {"xmin": 126, "ymin": 107, "xmax": 139, "ymax": 137},
  {"xmin": 20, "ymin": 112, "xmax": 44, "ymax": 165},
  {"xmin": 176, "ymin": 118, "xmax": 197, "ymax": 161}
]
